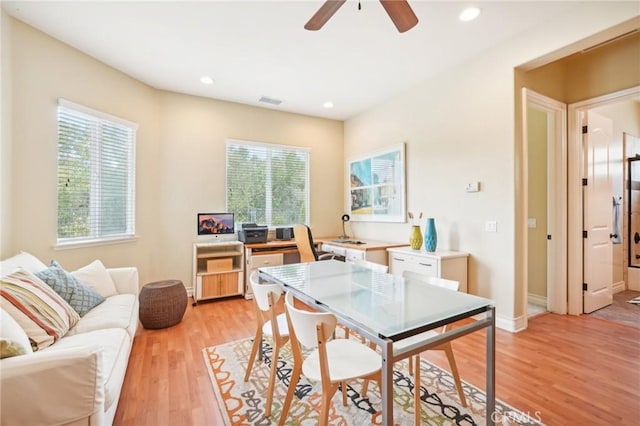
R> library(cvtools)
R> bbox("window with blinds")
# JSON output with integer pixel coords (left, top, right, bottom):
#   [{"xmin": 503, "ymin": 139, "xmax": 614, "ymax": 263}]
[
  {"xmin": 226, "ymin": 140, "xmax": 309, "ymax": 227},
  {"xmin": 57, "ymin": 99, "xmax": 137, "ymax": 245}
]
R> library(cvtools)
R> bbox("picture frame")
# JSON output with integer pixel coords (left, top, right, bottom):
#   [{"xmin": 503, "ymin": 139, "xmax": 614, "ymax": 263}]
[{"xmin": 348, "ymin": 143, "xmax": 406, "ymax": 222}]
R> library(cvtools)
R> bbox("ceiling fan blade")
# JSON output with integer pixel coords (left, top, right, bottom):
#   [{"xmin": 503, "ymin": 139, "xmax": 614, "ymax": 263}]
[
  {"xmin": 379, "ymin": 0, "xmax": 418, "ymax": 33},
  {"xmin": 304, "ymin": 0, "xmax": 347, "ymax": 31}
]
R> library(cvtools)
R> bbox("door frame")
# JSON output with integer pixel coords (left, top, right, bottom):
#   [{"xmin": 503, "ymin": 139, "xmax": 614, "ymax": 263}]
[
  {"xmin": 567, "ymin": 85, "xmax": 640, "ymax": 315},
  {"xmin": 522, "ymin": 89, "xmax": 568, "ymax": 324}
]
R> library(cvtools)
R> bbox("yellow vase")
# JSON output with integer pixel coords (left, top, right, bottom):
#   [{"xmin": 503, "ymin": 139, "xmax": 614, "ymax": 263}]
[{"xmin": 409, "ymin": 225, "xmax": 423, "ymax": 250}]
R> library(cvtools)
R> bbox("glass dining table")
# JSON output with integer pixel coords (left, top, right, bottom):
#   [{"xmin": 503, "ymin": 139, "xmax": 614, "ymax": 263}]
[{"xmin": 258, "ymin": 259, "xmax": 496, "ymax": 426}]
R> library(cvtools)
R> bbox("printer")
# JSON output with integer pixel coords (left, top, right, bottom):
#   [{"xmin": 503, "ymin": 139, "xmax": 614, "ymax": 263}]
[{"xmin": 238, "ymin": 223, "xmax": 268, "ymax": 244}]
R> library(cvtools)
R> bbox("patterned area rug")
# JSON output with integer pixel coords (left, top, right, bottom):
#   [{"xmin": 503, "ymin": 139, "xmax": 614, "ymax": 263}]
[{"xmin": 203, "ymin": 337, "xmax": 542, "ymax": 425}]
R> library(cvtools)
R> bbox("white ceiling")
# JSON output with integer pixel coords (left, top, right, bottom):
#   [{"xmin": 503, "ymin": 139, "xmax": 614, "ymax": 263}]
[{"xmin": 3, "ymin": 0, "xmax": 591, "ymax": 120}]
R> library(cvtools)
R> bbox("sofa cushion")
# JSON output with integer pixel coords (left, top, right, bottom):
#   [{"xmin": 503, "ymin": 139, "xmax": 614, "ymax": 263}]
[
  {"xmin": 36, "ymin": 260, "xmax": 106, "ymax": 317},
  {"xmin": 0, "ymin": 251, "xmax": 47, "ymax": 276},
  {"xmin": 71, "ymin": 260, "xmax": 118, "ymax": 298},
  {"xmin": 48, "ymin": 328, "xmax": 131, "ymax": 410},
  {"xmin": 1, "ymin": 269, "xmax": 80, "ymax": 350},
  {"xmin": 67, "ymin": 294, "xmax": 137, "ymax": 338},
  {"xmin": 0, "ymin": 308, "xmax": 33, "ymax": 358}
]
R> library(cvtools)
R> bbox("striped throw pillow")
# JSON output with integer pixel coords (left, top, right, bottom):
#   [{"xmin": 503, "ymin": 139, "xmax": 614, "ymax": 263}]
[{"xmin": 1, "ymin": 268, "xmax": 80, "ymax": 350}]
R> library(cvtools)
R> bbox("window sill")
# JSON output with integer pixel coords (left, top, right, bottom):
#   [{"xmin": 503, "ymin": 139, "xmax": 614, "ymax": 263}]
[{"xmin": 55, "ymin": 235, "xmax": 139, "ymax": 250}]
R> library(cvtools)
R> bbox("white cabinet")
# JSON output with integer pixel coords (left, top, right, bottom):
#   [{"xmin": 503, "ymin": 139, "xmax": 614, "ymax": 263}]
[
  {"xmin": 245, "ymin": 252, "xmax": 284, "ymax": 299},
  {"xmin": 192, "ymin": 241, "xmax": 244, "ymax": 305},
  {"xmin": 387, "ymin": 247, "xmax": 469, "ymax": 293},
  {"xmin": 320, "ymin": 242, "xmax": 391, "ymax": 265}
]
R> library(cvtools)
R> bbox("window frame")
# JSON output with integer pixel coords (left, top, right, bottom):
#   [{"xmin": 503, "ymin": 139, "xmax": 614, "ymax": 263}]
[
  {"xmin": 55, "ymin": 99, "xmax": 138, "ymax": 249},
  {"xmin": 225, "ymin": 138, "xmax": 310, "ymax": 228}
]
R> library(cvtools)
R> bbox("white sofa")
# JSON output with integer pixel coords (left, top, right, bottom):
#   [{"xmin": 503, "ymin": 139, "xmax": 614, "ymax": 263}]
[{"xmin": 0, "ymin": 253, "xmax": 139, "ymax": 426}]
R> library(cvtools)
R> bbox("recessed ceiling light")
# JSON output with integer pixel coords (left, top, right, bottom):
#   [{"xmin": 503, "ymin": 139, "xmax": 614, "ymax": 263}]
[
  {"xmin": 200, "ymin": 76, "xmax": 214, "ymax": 85},
  {"xmin": 323, "ymin": 101, "xmax": 334, "ymax": 109},
  {"xmin": 459, "ymin": 7, "xmax": 480, "ymax": 22}
]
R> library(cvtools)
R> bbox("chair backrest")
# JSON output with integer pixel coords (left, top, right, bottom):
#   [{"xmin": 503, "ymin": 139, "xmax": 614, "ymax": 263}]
[
  {"xmin": 293, "ymin": 224, "xmax": 319, "ymax": 263},
  {"xmin": 284, "ymin": 292, "xmax": 336, "ymax": 349},
  {"xmin": 402, "ymin": 270, "xmax": 460, "ymax": 291},
  {"xmin": 249, "ymin": 271, "xmax": 283, "ymax": 312},
  {"xmin": 352, "ymin": 259, "xmax": 389, "ymax": 274}
]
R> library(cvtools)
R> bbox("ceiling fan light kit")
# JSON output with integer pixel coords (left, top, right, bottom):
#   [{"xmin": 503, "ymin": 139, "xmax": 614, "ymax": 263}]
[{"xmin": 305, "ymin": 0, "xmax": 418, "ymax": 33}]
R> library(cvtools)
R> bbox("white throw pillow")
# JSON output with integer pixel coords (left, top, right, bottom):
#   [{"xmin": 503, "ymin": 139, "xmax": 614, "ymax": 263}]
[
  {"xmin": 71, "ymin": 260, "xmax": 118, "ymax": 298},
  {"xmin": 0, "ymin": 307, "xmax": 33, "ymax": 358},
  {"xmin": 0, "ymin": 251, "xmax": 47, "ymax": 276}
]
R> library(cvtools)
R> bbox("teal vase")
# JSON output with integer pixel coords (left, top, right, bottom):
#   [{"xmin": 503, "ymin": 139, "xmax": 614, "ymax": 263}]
[{"xmin": 424, "ymin": 218, "xmax": 437, "ymax": 252}]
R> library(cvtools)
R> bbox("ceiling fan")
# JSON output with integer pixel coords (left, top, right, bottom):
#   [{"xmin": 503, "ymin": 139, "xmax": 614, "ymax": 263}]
[{"xmin": 305, "ymin": 0, "xmax": 419, "ymax": 33}]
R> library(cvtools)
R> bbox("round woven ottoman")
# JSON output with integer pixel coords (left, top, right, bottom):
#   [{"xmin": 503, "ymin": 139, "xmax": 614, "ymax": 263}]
[{"xmin": 139, "ymin": 280, "xmax": 187, "ymax": 329}]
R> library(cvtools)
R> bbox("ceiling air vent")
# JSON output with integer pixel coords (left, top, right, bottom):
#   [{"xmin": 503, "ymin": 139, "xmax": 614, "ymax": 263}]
[{"xmin": 259, "ymin": 96, "xmax": 282, "ymax": 106}]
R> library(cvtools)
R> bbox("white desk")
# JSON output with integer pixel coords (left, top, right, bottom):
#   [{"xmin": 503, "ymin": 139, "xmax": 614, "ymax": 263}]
[{"xmin": 258, "ymin": 260, "xmax": 496, "ymax": 426}]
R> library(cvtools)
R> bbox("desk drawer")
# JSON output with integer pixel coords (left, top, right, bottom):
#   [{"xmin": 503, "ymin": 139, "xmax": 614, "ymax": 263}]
[
  {"xmin": 412, "ymin": 259, "xmax": 438, "ymax": 276},
  {"xmin": 345, "ymin": 249, "xmax": 365, "ymax": 262},
  {"xmin": 249, "ymin": 253, "xmax": 284, "ymax": 269},
  {"xmin": 389, "ymin": 253, "xmax": 439, "ymax": 277}
]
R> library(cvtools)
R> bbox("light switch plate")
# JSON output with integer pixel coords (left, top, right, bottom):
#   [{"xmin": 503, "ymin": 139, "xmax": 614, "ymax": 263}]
[
  {"xmin": 528, "ymin": 218, "xmax": 537, "ymax": 228},
  {"xmin": 485, "ymin": 220, "xmax": 497, "ymax": 232},
  {"xmin": 465, "ymin": 182, "xmax": 479, "ymax": 192}
]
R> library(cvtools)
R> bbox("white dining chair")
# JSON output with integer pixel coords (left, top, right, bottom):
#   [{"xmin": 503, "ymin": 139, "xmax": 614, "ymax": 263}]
[
  {"xmin": 279, "ymin": 292, "xmax": 382, "ymax": 426},
  {"xmin": 244, "ymin": 271, "xmax": 290, "ymax": 417},
  {"xmin": 399, "ymin": 270, "xmax": 468, "ymax": 425}
]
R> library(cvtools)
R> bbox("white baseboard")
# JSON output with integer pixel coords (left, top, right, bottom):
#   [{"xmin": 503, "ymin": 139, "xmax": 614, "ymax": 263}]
[
  {"xmin": 496, "ymin": 314, "xmax": 527, "ymax": 333},
  {"xmin": 527, "ymin": 293, "xmax": 547, "ymax": 307},
  {"xmin": 612, "ymin": 281, "xmax": 626, "ymax": 293}
]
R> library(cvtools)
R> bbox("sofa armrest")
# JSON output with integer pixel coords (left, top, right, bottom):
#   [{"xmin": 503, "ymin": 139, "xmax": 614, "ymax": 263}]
[
  {"xmin": 1, "ymin": 347, "xmax": 105, "ymax": 426},
  {"xmin": 108, "ymin": 267, "xmax": 139, "ymax": 295}
]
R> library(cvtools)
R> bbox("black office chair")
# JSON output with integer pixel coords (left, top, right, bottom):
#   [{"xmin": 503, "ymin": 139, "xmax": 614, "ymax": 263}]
[{"xmin": 293, "ymin": 224, "xmax": 344, "ymax": 263}]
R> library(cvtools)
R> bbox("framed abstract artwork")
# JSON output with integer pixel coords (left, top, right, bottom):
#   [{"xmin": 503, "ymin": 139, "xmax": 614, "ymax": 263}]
[{"xmin": 348, "ymin": 143, "xmax": 406, "ymax": 222}]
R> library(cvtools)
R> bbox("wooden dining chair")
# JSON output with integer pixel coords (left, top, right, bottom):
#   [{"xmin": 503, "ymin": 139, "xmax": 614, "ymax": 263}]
[
  {"xmin": 279, "ymin": 292, "xmax": 382, "ymax": 426},
  {"xmin": 399, "ymin": 270, "xmax": 468, "ymax": 425},
  {"xmin": 243, "ymin": 272, "xmax": 290, "ymax": 417}
]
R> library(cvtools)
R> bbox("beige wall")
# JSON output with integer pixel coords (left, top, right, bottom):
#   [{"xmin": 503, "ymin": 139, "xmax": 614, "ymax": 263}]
[
  {"xmin": 527, "ymin": 107, "xmax": 548, "ymax": 297},
  {"xmin": 1, "ymin": 15, "xmax": 344, "ymax": 289},
  {"xmin": 1, "ymin": 12, "xmax": 13, "ymax": 257},
  {"xmin": 155, "ymin": 91, "xmax": 343, "ymax": 285},
  {"xmin": 522, "ymin": 32, "xmax": 640, "ymax": 103},
  {"xmin": 345, "ymin": 4, "xmax": 639, "ymax": 326}
]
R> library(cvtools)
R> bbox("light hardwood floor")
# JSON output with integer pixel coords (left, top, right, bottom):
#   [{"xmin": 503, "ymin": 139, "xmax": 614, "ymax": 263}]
[{"xmin": 114, "ymin": 296, "xmax": 640, "ymax": 426}]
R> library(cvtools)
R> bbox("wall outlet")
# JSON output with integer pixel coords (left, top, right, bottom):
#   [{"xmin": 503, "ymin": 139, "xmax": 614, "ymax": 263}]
[{"xmin": 485, "ymin": 220, "xmax": 497, "ymax": 232}]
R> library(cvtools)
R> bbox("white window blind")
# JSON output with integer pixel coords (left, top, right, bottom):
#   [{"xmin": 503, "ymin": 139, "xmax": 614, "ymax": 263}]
[
  {"xmin": 57, "ymin": 99, "xmax": 137, "ymax": 245},
  {"xmin": 226, "ymin": 139, "xmax": 309, "ymax": 226}
]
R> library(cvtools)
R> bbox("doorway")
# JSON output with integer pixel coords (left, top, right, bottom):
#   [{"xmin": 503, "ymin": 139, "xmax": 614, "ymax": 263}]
[
  {"xmin": 522, "ymin": 86, "xmax": 640, "ymax": 323},
  {"xmin": 522, "ymin": 89, "xmax": 567, "ymax": 321},
  {"xmin": 567, "ymin": 86, "xmax": 640, "ymax": 315}
]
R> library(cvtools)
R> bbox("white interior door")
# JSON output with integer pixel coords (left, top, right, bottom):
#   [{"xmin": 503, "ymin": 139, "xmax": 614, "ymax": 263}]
[{"xmin": 583, "ymin": 110, "xmax": 614, "ymax": 313}]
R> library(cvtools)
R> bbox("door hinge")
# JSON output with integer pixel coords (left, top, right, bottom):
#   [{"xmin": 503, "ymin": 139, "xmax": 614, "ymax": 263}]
[
  {"xmin": 582, "ymin": 125, "xmax": 588, "ymax": 134},
  {"xmin": 547, "ymin": 234, "xmax": 552, "ymax": 240},
  {"xmin": 583, "ymin": 283, "xmax": 588, "ymax": 291},
  {"xmin": 582, "ymin": 178, "xmax": 588, "ymax": 186},
  {"xmin": 583, "ymin": 230, "xmax": 588, "ymax": 238}
]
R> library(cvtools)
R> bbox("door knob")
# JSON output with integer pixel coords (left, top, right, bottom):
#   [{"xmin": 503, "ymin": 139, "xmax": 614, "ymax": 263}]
[{"xmin": 610, "ymin": 233, "xmax": 618, "ymax": 239}]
